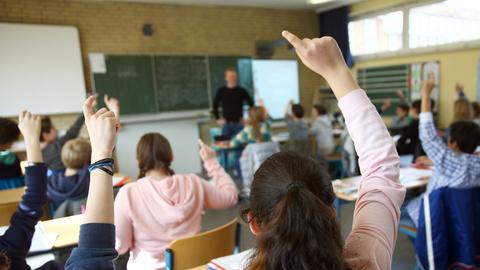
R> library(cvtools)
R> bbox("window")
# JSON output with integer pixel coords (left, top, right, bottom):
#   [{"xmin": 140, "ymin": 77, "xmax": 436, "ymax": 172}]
[
  {"xmin": 409, "ymin": 0, "xmax": 480, "ymax": 48},
  {"xmin": 349, "ymin": 11, "xmax": 404, "ymax": 56}
]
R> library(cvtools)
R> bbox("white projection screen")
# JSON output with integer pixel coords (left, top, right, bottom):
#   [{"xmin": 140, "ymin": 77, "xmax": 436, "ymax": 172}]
[
  {"xmin": 0, "ymin": 23, "xmax": 86, "ymax": 117},
  {"xmin": 252, "ymin": 60, "xmax": 300, "ymax": 120}
]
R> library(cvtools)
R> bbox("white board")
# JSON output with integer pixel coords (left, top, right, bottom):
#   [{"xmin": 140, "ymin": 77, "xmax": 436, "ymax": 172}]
[
  {"xmin": 252, "ymin": 60, "xmax": 299, "ymax": 119},
  {"xmin": 0, "ymin": 23, "xmax": 86, "ymax": 116}
]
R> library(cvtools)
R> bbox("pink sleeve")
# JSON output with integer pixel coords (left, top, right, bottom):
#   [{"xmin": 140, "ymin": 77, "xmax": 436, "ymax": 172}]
[
  {"xmin": 339, "ymin": 90, "xmax": 406, "ymax": 270},
  {"xmin": 200, "ymin": 158, "xmax": 238, "ymax": 209},
  {"xmin": 114, "ymin": 186, "xmax": 134, "ymax": 255}
]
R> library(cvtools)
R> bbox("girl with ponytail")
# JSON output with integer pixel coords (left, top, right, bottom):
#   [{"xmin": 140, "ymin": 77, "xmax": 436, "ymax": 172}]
[
  {"xmin": 114, "ymin": 133, "xmax": 238, "ymax": 269},
  {"xmin": 241, "ymin": 32, "xmax": 406, "ymax": 270}
]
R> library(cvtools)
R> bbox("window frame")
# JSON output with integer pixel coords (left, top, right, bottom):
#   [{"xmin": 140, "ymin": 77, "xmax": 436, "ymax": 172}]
[{"xmin": 349, "ymin": 0, "xmax": 480, "ymax": 60}]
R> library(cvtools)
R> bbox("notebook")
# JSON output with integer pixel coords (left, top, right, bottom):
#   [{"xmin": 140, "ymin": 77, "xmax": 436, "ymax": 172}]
[{"xmin": 207, "ymin": 249, "xmax": 253, "ymax": 270}]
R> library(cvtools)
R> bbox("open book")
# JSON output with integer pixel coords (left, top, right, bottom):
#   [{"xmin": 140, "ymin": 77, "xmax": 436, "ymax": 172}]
[{"xmin": 207, "ymin": 249, "xmax": 253, "ymax": 270}]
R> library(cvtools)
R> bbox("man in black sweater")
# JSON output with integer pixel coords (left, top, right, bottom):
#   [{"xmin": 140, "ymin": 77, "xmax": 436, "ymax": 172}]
[{"xmin": 213, "ymin": 68, "xmax": 254, "ymax": 139}]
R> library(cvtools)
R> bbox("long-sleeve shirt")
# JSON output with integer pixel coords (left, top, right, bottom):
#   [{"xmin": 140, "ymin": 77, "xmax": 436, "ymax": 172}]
[
  {"xmin": 42, "ymin": 115, "xmax": 84, "ymax": 170},
  {"xmin": 340, "ymin": 90, "xmax": 406, "ymax": 270},
  {"xmin": 213, "ymin": 86, "xmax": 253, "ymax": 122},
  {"xmin": 0, "ymin": 165, "xmax": 58, "ymax": 269},
  {"xmin": 230, "ymin": 122, "xmax": 272, "ymax": 148},
  {"xmin": 406, "ymin": 112, "xmax": 480, "ymax": 225},
  {"xmin": 309, "ymin": 115, "xmax": 335, "ymax": 156},
  {"xmin": 114, "ymin": 158, "xmax": 238, "ymax": 269}
]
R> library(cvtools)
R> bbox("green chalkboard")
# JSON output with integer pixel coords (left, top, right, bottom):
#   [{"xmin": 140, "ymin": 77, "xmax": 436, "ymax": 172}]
[
  {"xmin": 208, "ymin": 56, "xmax": 254, "ymax": 105},
  {"xmin": 154, "ymin": 56, "xmax": 209, "ymax": 112},
  {"xmin": 93, "ymin": 55, "xmax": 157, "ymax": 115}
]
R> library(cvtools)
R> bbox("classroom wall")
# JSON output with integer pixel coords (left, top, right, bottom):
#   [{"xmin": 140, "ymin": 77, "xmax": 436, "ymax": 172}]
[{"xmin": 350, "ymin": 0, "xmax": 480, "ymax": 128}]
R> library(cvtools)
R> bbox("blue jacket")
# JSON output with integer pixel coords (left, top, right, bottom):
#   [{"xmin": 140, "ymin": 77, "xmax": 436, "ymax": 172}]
[
  {"xmin": 47, "ymin": 166, "xmax": 90, "ymax": 209},
  {"xmin": 415, "ymin": 187, "xmax": 480, "ymax": 270}
]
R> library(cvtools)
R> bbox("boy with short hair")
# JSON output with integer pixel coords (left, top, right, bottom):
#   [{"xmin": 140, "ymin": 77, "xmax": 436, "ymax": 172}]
[
  {"xmin": 310, "ymin": 104, "xmax": 334, "ymax": 156},
  {"xmin": 284, "ymin": 101, "xmax": 309, "ymax": 140},
  {"xmin": 47, "ymin": 138, "xmax": 92, "ymax": 209},
  {"xmin": 390, "ymin": 103, "xmax": 412, "ymax": 130},
  {"xmin": 405, "ymin": 79, "xmax": 480, "ymax": 226},
  {"xmin": 0, "ymin": 118, "xmax": 23, "ymax": 189}
]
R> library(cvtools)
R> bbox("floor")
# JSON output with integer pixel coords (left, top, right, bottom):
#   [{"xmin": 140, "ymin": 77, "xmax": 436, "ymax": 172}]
[{"xmin": 201, "ymin": 202, "xmax": 417, "ymax": 270}]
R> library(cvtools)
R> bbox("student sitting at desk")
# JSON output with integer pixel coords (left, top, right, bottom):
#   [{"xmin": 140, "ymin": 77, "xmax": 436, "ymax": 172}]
[
  {"xmin": 114, "ymin": 133, "xmax": 238, "ymax": 269},
  {"xmin": 309, "ymin": 104, "xmax": 334, "ymax": 156},
  {"xmin": 284, "ymin": 100, "xmax": 308, "ymax": 140},
  {"xmin": 239, "ymin": 31, "xmax": 406, "ymax": 270},
  {"xmin": 41, "ymin": 95, "xmax": 119, "ymax": 171},
  {"xmin": 0, "ymin": 118, "xmax": 23, "ymax": 190},
  {"xmin": 230, "ymin": 105, "xmax": 272, "ymax": 147},
  {"xmin": 0, "ymin": 111, "xmax": 61, "ymax": 270},
  {"xmin": 404, "ymin": 78, "xmax": 480, "ymax": 227},
  {"xmin": 47, "ymin": 138, "xmax": 91, "ymax": 210}
]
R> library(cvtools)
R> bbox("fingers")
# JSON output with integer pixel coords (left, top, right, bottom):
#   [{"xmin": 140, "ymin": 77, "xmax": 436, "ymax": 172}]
[
  {"xmin": 104, "ymin": 94, "xmax": 109, "ymax": 104},
  {"xmin": 282, "ymin": 30, "xmax": 304, "ymax": 50},
  {"xmin": 83, "ymin": 96, "xmax": 96, "ymax": 119}
]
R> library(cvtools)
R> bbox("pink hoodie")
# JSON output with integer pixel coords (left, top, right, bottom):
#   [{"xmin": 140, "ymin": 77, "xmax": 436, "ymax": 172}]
[{"xmin": 114, "ymin": 158, "xmax": 238, "ymax": 270}]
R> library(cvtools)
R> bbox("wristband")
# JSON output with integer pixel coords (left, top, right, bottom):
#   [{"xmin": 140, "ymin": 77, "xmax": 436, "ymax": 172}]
[
  {"xmin": 26, "ymin": 162, "xmax": 45, "ymax": 167},
  {"xmin": 88, "ymin": 158, "xmax": 114, "ymax": 176}
]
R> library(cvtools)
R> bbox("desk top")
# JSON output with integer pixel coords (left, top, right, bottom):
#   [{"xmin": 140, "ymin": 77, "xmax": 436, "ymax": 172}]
[
  {"xmin": 333, "ymin": 167, "xmax": 432, "ymax": 202},
  {"xmin": 41, "ymin": 214, "xmax": 82, "ymax": 248},
  {"xmin": 0, "ymin": 187, "xmax": 25, "ymax": 205}
]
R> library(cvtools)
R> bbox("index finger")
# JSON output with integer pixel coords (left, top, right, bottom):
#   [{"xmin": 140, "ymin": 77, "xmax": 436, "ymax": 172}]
[
  {"xmin": 198, "ymin": 139, "xmax": 206, "ymax": 149},
  {"xmin": 83, "ymin": 96, "xmax": 96, "ymax": 119},
  {"xmin": 282, "ymin": 30, "xmax": 304, "ymax": 50}
]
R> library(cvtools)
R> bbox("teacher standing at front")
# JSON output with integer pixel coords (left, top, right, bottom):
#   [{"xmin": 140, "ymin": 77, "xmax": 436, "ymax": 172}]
[{"xmin": 213, "ymin": 68, "xmax": 254, "ymax": 139}]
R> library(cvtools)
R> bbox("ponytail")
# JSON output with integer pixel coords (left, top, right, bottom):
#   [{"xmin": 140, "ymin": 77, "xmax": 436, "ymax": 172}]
[
  {"xmin": 245, "ymin": 151, "xmax": 349, "ymax": 270},
  {"xmin": 136, "ymin": 133, "xmax": 175, "ymax": 179}
]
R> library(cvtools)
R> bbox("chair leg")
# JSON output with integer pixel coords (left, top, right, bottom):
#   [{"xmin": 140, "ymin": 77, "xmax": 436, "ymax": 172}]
[{"xmin": 334, "ymin": 198, "xmax": 341, "ymax": 220}]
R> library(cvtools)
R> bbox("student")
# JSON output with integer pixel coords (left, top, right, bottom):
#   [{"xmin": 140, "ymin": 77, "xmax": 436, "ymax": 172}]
[
  {"xmin": 390, "ymin": 103, "xmax": 412, "ymax": 130},
  {"xmin": 309, "ymin": 104, "xmax": 334, "ymax": 156},
  {"xmin": 0, "ymin": 118, "xmax": 23, "ymax": 189},
  {"xmin": 284, "ymin": 101, "xmax": 308, "ymax": 140},
  {"xmin": 453, "ymin": 98, "xmax": 472, "ymax": 122},
  {"xmin": 239, "ymin": 31, "xmax": 405, "ymax": 270},
  {"xmin": 472, "ymin": 101, "xmax": 480, "ymax": 126},
  {"xmin": 230, "ymin": 106, "xmax": 272, "ymax": 147},
  {"xmin": 114, "ymin": 133, "xmax": 238, "ymax": 269},
  {"xmin": 404, "ymin": 79, "xmax": 480, "ymax": 226},
  {"xmin": 47, "ymin": 138, "xmax": 91, "ymax": 209},
  {"xmin": 41, "ymin": 95, "xmax": 119, "ymax": 170},
  {"xmin": 0, "ymin": 111, "xmax": 62, "ymax": 270}
]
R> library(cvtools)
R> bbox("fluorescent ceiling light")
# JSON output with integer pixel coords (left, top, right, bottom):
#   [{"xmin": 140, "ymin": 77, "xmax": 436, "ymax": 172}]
[{"xmin": 308, "ymin": 0, "xmax": 334, "ymax": 4}]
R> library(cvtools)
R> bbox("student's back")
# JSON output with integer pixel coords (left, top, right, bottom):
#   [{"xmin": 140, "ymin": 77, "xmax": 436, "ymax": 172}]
[
  {"xmin": 115, "ymin": 133, "xmax": 237, "ymax": 269},
  {"xmin": 310, "ymin": 105, "xmax": 334, "ymax": 156},
  {"xmin": 285, "ymin": 103, "xmax": 309, "ymax": 140},
  {"xmin": 0, "ymin": 118, "xmax": 23, "ymax": 189}
]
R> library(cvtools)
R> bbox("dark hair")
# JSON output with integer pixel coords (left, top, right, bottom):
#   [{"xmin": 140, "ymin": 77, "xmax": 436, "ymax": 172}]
[
  {"xmin": 136, "ymin": 133, "xmax": 175, "ymax": 178},
  {"xmin": 472, "ymin": 102, "xmax": 480, "ymax": 118},
  {"xmin": 0, "ymin": 252, "xmax": 10, "ymax": 270},
  {"xmin": 0, "ymin": 118, "xmax": 20, "ymax": 148},
  {"xmin": 243, "ymin": 151, "xmax": 348, "ymax": 270},
  {"xmin": 449, "ymin": 121, "xmax": 480, "ymax": 154},
  {"xmin": 411, "ymin": 99, "xmax": 435, "ymax": 114},
  {"xmin": 397, "ymin": 103, "xmax": 410, "ymax": 112},
  {"xmin": 291, "ymin": 104, "xmax": 304, "ymax": 118},
  {"xmin": 313, "ymin": 104, "xmax": 327, "ymax": 115},
  {"xmin": 40, "ymin": 116, "xmax": 54, "ymax": 142}
]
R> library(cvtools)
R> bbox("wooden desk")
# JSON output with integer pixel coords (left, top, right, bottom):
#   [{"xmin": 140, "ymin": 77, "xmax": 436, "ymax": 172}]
[
  {"xmin": 0, "ymin": 187, "xmax": 25, "ymax": 226},
  {"xmin": 41, "ymin": 214, "xmax": 82, "ymax": 249},
  {"xmin": 188, "ymin": 266, "xmax": 207, "ymax": 270}
]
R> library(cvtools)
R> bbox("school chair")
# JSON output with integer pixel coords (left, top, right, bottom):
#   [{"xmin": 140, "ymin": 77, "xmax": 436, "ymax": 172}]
[
  {"xmin": 165, "ymin": 218, "xmax": 241, "ymax": 270},
  {"xmin": 403, "ymin": 187, "xmax": 480, "ymax": 270}
]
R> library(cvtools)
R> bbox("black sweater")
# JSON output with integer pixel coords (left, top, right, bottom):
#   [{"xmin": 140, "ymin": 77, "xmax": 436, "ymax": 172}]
[
  {"xmin": 0, "ymin": 165, "xmax": 62, "ymax": 269},
  {"xmin": 213, "ymin": 86, "xmax": 253, "ymax": 122}
]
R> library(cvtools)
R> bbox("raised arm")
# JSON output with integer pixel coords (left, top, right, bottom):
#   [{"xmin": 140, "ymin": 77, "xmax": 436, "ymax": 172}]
[
  {"xmin": 59, "ymin": 114, "xmax": 85, "ymax": 145},
  {"xmin": 282, "ymin": 31, "xmax": 405, "ymax": 269},
  {"xmin": 0, "ymin": 112, "xmax": 47, "ymax": 269},
  {"xmin": 198, "ymin": 140, "xmax": 238, "ymax": 208},
  {"xmin": 65, "ymin": 96, "xmax": 118, "ymax": 270}
]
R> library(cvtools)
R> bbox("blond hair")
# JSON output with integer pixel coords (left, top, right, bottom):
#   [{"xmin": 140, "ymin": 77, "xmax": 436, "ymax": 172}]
[
  {"xmin": 61, "ymin": 139, "xmax": 91, "ymax": 169},
  {"xmin": 454, "ymin": 98, "xmax": 472, "ymax": 122}
]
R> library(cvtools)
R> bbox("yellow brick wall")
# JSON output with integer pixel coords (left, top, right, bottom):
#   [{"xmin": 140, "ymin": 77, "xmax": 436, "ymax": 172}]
[{"xmin": 0, "ymin": 0, "xmax": 323, "ymax": 129}]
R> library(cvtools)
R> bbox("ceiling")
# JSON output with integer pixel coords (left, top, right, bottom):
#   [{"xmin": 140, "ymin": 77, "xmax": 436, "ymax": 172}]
[{"xmin": 102, "ymin": 0, "xmax": 364, "ymax": 11}]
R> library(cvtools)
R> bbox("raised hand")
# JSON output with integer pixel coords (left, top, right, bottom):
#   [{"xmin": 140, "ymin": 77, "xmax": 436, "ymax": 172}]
[
  {"xmin": 421, "ymin": 76, "xmax": 436, "ymax": 98},
  {"xmin": 18, "ymin": 111, "xmax": 42, "ymax": 162},
  {"xmin": 455, "ymin": 83, "xmax": 464, "ymax": 94},
  {"xmin": 83, "ymin": 96, "xmax": 117, "ymax": 161},
  {"xmin": 282, "ymin": 31, "xmax": 358, "ymax": 100},
  {"xmin": 104, "ymin": 94, "xmax": 120, "ymax": 118},
  {"xmin": 198, "ymin": 139, "xmax": 217, "ymax": 162},
  {"xmin": 381, "ymin": 99, "xmax": 392, "ymax": 112}
]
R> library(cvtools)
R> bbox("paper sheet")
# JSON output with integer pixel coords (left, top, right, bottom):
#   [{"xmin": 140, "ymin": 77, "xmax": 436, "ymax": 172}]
[
  {"xmin": 89, "ymin": 53, "xmax": 107, "ymax": 74},
  {"xmin": 0, "ymin": 224, "xmax": 58, "ymax": 253},
  {"xmin": 208, "ymin": 249, "xmax": 253, "ymax": 270}
]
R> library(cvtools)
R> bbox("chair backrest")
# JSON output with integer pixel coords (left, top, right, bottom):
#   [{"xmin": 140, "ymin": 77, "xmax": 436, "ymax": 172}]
[
  {"xmin": 165, "ymin": 218, "xmax": 239, "ymax": 270},
  {"xmin": 415, "ymin": 187, "xmax": 480, "ymax": 270}
]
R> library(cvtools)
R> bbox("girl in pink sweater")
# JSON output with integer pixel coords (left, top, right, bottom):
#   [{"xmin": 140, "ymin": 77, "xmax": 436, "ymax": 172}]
[
  {"xmin": 114, "ymin": 133, "xmax": 238, "ymax": 269},
  {"xmin": 239, "ymin": 32, "xmax": 406, "ymax": 270}
]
